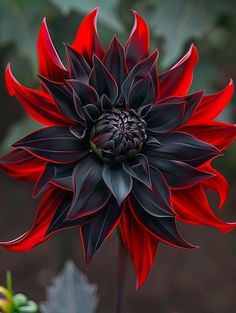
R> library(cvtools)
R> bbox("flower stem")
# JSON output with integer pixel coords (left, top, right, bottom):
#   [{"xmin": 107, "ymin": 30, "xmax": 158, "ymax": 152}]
[{"xmin": 114, "ymin": 236, "xmax": 128, "ymax": 313}]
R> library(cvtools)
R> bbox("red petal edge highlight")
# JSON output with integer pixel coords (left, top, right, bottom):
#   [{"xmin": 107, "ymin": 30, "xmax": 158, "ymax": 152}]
[
  {"xmin": 181, "ymin": 121, "xmax": 236, "ymax": 152},
  {"xmin": 199, "ymin": 161, "xmax": 229, "ymax": 210},
  {"xmin": 5, "ymin": 64, "xmax": 71, "ymax": 126},
  {"xmin": 119, "ymin": 208, "xmax": 158, "ymax": 288},
  {"xmin": 37, "ymin": 18, "xmax": 67, "ymax": 82},
  {"xmin": 0, "ymin": 148, "xmax": 44, "ymax": 181},
  {"xmin": 0, "ymin": 187, "xmax": 66, "ymax": 251},
  {"xmin": 125, "ymin": 10, "xmax": 150, "ymax": 70},
  {"xmin": 72, "ymin": 8, "xmax": 105, "ymax": 63},
  {"xmin": 172, "ymin": 184, "xmax": 236, "ymax": 233},
  {"xmin": 159, "ymin": 44, "xmax": 198, "ymax": 98},
  {"xmin": 188, "ymin": 80, "xmax": 234, "ymax": 125}
]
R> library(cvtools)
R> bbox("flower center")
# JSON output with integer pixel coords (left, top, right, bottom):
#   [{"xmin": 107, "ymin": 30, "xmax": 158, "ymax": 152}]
[{"xmin": 90, "ymin": 109, "xmax": 147, "ymax": 163}]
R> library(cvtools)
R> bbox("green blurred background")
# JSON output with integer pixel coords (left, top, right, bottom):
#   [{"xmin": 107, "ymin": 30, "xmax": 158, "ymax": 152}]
[{"xmin": 0, "ymin": 0, "xmax": 236, "ymax": 312}]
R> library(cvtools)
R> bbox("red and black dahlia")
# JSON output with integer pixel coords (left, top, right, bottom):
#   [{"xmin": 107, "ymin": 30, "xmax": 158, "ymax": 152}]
[{"xmin": 1, "ymin": 8, "xmax": 236, "ymax": 287}]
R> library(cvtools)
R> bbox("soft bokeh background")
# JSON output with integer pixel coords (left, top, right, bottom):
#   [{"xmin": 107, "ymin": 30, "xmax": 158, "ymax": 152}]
[{"xmin": 0, "ymin": 0, "xmax": 236, "ymax": 312}]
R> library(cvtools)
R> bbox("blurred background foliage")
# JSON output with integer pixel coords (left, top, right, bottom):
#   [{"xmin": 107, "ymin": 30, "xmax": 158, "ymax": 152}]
[{"xmin": 0, "ymin": 1, "xmax": 236, "ymax": 313}]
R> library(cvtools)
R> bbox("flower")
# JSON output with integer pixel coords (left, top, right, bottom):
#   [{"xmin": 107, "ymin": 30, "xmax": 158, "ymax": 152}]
[{"xmin": 1, "ymin": 8, "xmax": 236, "ymax": 288}]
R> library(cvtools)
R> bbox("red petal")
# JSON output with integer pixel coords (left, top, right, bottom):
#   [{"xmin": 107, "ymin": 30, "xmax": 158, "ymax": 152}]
[
  {"xmin": 72, "ymin": 8, "xmax": 104, "ymax": 63},
  {"xmin": 125, "ymin": 10, "xmax": 149, "ymax": 71},
  {"xmin": 159, "ymin": 44, "xmax": 198, "ymax": 98},
  {"xmin": 0, "ymin": 187, "xmax": 66, "ymax": 251},
  {"xmin": 37, "ymin": 18, "xmax": 67, "ymax": 82},
  {"xmin": 172, "ymin": 185, "xmax": 236, "ymax": 233},
  {"xmin": 181, "ymin": 121, "xmax": 236, "ymax": 151},
  {"xmin": 200, "ymin": 161, "xmax": 229, "ymax": 209},
  {"xmin": 0, "ymin": 148, "xmax": 44, "ymax": 181},
  {"xmin": 188, "ymin": 80, "xmax": 234, "ymax": 125},
  {"xmin": 119, "ymin": 208, "xmax": 158, "ymax": 288},
  {"xmin": 5, "ymin": 64, "xmax": 71, "ymax": 126}
]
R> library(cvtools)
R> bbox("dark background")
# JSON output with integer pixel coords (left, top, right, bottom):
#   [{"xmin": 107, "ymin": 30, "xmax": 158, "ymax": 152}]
[{"xmin": 0, "ymin": 0, "xmax": 236, "ymax": 312}]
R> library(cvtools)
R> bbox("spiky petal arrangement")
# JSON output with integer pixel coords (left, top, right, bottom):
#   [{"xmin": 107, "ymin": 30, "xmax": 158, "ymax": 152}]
[{"xmin": 1, "ymin": 8, "xmax": 236, "ymax": 288}]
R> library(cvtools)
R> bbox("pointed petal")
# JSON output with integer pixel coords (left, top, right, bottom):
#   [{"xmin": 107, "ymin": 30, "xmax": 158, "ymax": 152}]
[
  {"xmin": 188, "ymin": 80, "xmax": 234, "ymax": 125},
  {"xmin": 159, "ymin": 45, "xmax": 198, "ymax": 98},
  {"xmin": 149, "ymin": 159, "xmax": 213, "ymax": 188},
  {"xmin": 0, "ymin": 187, "xmax": 67, "ymax": 251},
  {"xmin": 89, "ymin": 55, "xmax": 118, "ymax": 102},
  {"xmin": 80, "ymin": 197, "xmax": 122, "ymax": 264},
  {"xmin": 131, "ymin": 166, "xmax": 174, "ymax": 217},
  {"xmin": 104, "ymin": 36, "xmax": 127, "ymax": 88},
  {"xmin": 102, "ymin": 164, "xmax": 133, "ymax": 206},
  {"xmin": 33, "ymin": 163, "xmax": 55, "ymax": 197},
  {"xmin": 146, "ymin": 92, "xmax": 203, "ymax": 133},
  {"xmin": 65, "ymin": 45, "xmax": 91, "ymax": 83},
  {"xmin": 172, "ymin": 185, "xmax": 236, "ymax": 233},
  {"xmin": 37, "ymin": 18, "xmax": 67, "ymax": 82},
  {"xmin": 12, "ymin": 126, "xmax": 89, "ymax": 163},
  {"xmin": 128, "ymin": 74, "xmax": 155, "ymax": 109},
  {"xmin": 125, "ymin": 11, "xmax": 149, "ymax": 70},
  {"xmin": 145, "ymin": 102, "xmax": 185, "ymax": 133},
  {"xmin": 5, "ymin": 64, "xmax": 71, "ymax": 126},
  {"xmin": 152, "ymin": 131, "xmax": 220, "ymax": 167},
  {"xmin": 68, "ymin": 79, "xmax": 99, "ymax": 113},
  {"xmin": 0, "ymin": 148, "xmax": 44, "ymax": 181},
  {"xmin": 123, "ymin": 154, "xmax": 152, "ymax": 188},
  {"xmin": 39, "ymin": 75, "xmax": 78, "ymax": 122},
  {"xmin": 128, "ymin": 196, "xmax": 195, "ymax": 249},
  {"xmin": 200, "ymin": 162, "xmax": 229, "ymax": 209},
  {"xmin": 181, "ymin": 121, "xmax": 236, "ymax": 151},
  {"xmin": 119, "ymin": 208, "xmax": 158, "ymax": 288},
  {"xmin": 122, "ymin": 50, "xmax": 158, "ymax": 102},
  {"xmin": 68, "ymin": 155, "xmax": 110, "ymax": 219},
  {"xmin": 72, "ymin": 8, "xmax": 105, "ymax": 62}
]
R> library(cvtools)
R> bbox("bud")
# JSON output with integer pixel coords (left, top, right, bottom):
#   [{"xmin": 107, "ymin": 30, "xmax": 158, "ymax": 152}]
[{"xmin": 90, "ymin": 109, "xmax": 147, "ymax": 163}]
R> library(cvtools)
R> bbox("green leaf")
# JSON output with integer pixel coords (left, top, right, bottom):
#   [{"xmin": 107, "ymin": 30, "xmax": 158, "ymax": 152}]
[
  {"xmin": 40, "ymin": 261, "xmax": 98, "ymax": 313},
  {"xmin": 49, "ymin": 0, "xmax": 123, "ymax": 32}
]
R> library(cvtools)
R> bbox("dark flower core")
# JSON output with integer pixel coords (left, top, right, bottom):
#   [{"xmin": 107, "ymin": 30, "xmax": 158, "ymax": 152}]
[{"xmin": 90, "ymin": 109, "xmax": 147, "ymax": 163}]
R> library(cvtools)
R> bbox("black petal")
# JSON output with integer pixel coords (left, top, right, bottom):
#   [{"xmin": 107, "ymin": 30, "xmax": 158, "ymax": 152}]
[
  {"xmin": 33, "ymin": 163, "xmax": 55, "ymax": 197},
  {"xmin": 46, "ymin": 193, "xmax": 73, "ymax": 234},
  {"xmin": 145, "ymin": 102, "xmax": 185, "ymax": 134},
  {"xmin": 181, "ymin": 92, "xmax": 203, "ymax": 123},
  {"xmin": 101, "ymin": 94, "xmax": 113, "ymax": 111},
  {"xmin": 121, "ymin": 50, "xmax": 158, "ymax": 102},
  {"xmin": 102, "ymin": 163, "xmax": 133, "ymax": 205},
  {"xmin": 81, "ymin": 197, "xmax": 122, "ymax": 263},
  {"xmin": 149, "ymin": 159, "xmax": 213, "ymax": 188},
  {"xmin": 89, "ymin": 55, "xmax": 118, "ymax": 102},
  {"xmin": 50, "ymin": 163, "xmax": 75, "ymax": 190},
  {"xmin": 128, "ymin": 74, "xmax": 155, "ymax": 109},
  {"xmin": 104, "ymin": 36, "xmax": 127, "ymax": 89},
  {"xmin": 68, "ymin": 79, "xmax": 99, "ymax": 106},
  {"xmin": 39, "ymin": 75, "xmax": 78, "ymax": 122},
  {"xmin": 68, "ymin": 155, "xmax": 110, "ymax": 219},
  {"xmin": 65, "ymin": 45, "xmax": 90, "ymax": 83},
  {"xmin": 123, "ymin": 154, "xmax": 151, "ymax": 188},
  {"xmin": 150, "ymin": 131, "xmax": 220, "ymax": 166},
  {"xmin": 131, "ymin": 197, "xmax": 194, "ymax": 249},
  {"xmin": 82, "ymin": 104, "xmax": 100, "ymax": 126},
  {"xmin": 13, "ymin": 126, "xmax": 89, "ymax": 163},
  {"xmin": 131, "ymin": 165, "xmax": 174, "ymax": 217}
]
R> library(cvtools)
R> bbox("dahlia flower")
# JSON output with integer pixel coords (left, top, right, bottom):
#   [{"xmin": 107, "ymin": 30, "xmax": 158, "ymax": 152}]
[{"xmin": 1, "ymin": 8, "xmax": 236, "ymax": 288}]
